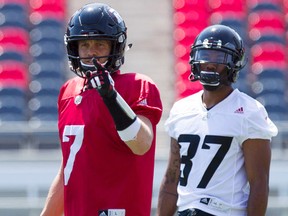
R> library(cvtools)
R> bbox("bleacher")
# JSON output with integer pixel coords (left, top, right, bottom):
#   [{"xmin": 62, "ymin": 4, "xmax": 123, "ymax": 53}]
[{"xmin": 0, "ymin": 0, "xmax": 66, "ymax": 122}]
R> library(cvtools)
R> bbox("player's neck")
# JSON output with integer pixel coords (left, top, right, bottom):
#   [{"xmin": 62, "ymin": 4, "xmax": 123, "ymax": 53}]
[{"xmin": 202, "ymin": 86, "xmax": 234, "ymax": 110}]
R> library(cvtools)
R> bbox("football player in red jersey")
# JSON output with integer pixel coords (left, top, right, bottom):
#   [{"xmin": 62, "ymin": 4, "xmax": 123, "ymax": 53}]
[{"xmin": 40, "ymin": 3, "xmax": 162, "ymax": 216}]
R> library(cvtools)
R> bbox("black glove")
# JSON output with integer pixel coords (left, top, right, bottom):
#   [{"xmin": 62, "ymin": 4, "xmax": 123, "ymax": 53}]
[{"xmin": 88, "ymin": 59, "xmax": 116, "ymax": 98}]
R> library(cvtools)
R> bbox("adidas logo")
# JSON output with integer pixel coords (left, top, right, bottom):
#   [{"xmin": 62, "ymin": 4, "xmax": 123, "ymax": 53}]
[
  {"xmin": 234, "ymin": 107, "xmax": 244, "ymax": 114},
  {"xmin": 200, "ymin": 197, "xmax": 211, "ymax": 205},
  {"xmin": 138, "ymin": 98, "xmax": 147, "ymax": 106},
  {"xmin": 99, "ymin": 212, "xmax": 107, "ymax": 216}
]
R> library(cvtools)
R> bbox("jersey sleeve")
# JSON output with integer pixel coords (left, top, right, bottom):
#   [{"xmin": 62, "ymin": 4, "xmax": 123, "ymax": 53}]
[
  {"xmin": 133, "ymin": 79, "xmax": 163, "ymax": 125},
  {"xmin": 115, "ymin": 72, "xmax": 163, "ymax": 126},
  {"xmin": 240, "ymin": 102, "xmax": 278, "ymax": 144}
]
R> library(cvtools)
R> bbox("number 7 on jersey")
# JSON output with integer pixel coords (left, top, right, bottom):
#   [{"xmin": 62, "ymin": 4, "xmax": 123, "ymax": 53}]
[{"xmin": 63, "ymin": 125, "xmax": 85, "ymax": 185}]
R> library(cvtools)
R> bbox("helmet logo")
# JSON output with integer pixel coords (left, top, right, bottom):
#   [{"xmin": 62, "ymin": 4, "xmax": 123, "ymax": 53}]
[
  {"xmin": 203, "ymin": 39, "xmax": 222, "ymax": 48},
  {"xmin": 216, "ymin": 40, "xmax": 222, "ymax": 48},
  {"xmin": 203, "ymin": 39, "xmax": 210, "ymax": 48}
]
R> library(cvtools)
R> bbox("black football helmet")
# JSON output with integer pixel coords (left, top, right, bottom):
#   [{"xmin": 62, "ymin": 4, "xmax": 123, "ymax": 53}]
[
  {"xmin": 189, "ymin": 24, "xmax": 245, "ymax": 87},
  {"xmin": 65, "ymin": 3, "xmax": 127, "ymax": 77}
]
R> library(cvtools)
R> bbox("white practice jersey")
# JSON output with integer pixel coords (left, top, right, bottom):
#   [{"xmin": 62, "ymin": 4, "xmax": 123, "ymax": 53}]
[{"xmin": 165, "ymin": 89, "xmax": 278, "ymax": 216}]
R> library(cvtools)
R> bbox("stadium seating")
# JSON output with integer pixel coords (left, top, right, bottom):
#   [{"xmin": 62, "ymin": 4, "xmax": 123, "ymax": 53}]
[
  {"xmin": 0, "ymin": 87, "xmax": 28, "ymax": 121},
  {"xmin": 173, "ymin": 0, "xmax": 208, "ymax": 98},
  {"xmin": 215, "ymin": 18, "xmax": 247, "ymax": 40},
  {"xmin": 1, "ymin": 0, "xmax": 288, "ymax": 124},
  {"xmin": 0, "ymin": 61, "xmax": 29, "ymax": 88},
  {"xmin": 28, "ymin": 94, "xmax": 58, "ymax": 120},
  {"xmin": 27, "ymin": 0, "xmax": 66, "ymax": 121},
  {"xmin": 208, "ymin": 0, "xmax": 247, "ymax": 23},
  {"xmin": 250, "ymin": 2, "xmax": 282, "ymax": 12},
  {"xmin": 250, "ymin": 33, "xmax": 286, "ymax": 45},
  {"xmin": 0, "ymin": 0, "xmax": 66, "ymax": 128},
  {"xmin": 251, "ymin": 42, "xmax": 286, "ymax": 64},
  {"xmin": 0, "ymin": 27, "xmax": 30, "ymax": 53},
  {"xmin": 29, "ymin": 19, "xmax": 65, "ymax": 44},
  {"xmin": 247, "ymin": 0, "xmax": 283, "ymax": 11},
  {"xmin": 172, "ymin": 0, "xmax": 288, "ymax": 122},
  {"xmin": 29, "ymin": 0, "xmax": 66, "ymax": 21},
  {"xmin": 248, "ymin": 10, "xmax": 286, "ymax": 36},
  {"xmin": 0, "ymin": 50, "xmax": 27, "ymax": 62},
  {"xmin": 0, "ymin": 3, "xmax": 29, "ymax": 29},
  {"xmin": 0, "ymin": 1, "xmax": 30, "ymax": 124}
]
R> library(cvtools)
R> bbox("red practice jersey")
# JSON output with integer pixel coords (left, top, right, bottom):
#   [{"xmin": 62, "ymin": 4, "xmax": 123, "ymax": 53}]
[{"xmin": 58, "ymin": 70, "xmax": 163, "ymax": 216}]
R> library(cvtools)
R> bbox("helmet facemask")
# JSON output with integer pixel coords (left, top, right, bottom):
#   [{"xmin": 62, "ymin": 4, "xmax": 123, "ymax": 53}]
[
  {"xmin": 66, "ymin": 36, "xmax": 125, "ymax": 77},
  {"xmin": 189, "ymin": 25, "xmax": 245, "ymax": 90},
  {"xmin": 190, "ymin": 49, "xmax": 235, "ymax": 86}
]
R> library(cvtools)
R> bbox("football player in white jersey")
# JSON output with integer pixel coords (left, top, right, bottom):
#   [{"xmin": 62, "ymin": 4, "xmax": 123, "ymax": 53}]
[{"xmin": 157, "ymin": 25, "xmax": 278, "ymax": 216}]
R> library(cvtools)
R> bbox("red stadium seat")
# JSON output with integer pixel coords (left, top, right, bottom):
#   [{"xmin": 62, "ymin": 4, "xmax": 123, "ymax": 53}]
[
  {"xmin": 251, "ymin": 42, "xmax": 286, "ymax": 63},
  {"xmin": 284, "ymin": 0, "xmax": 288, "ymax": 11},
  {"xmin": 249, "ymin": 28, "xmax": 286, "ymax": 44},
  {"xmin": 174, "ymin": 43, "xmax": 190, "ymax": 62},
  {"xmin": 29, "ymin": 0, "xmax": 65, "ymax": 21},
  {"xmin": 0, "ymin": 0, "xmax": 27, "ymax": 5},
  {"xmin": 0, "ymin": 61, "xmax": 29, "ymax": 88},
  {"xmin": 208, "ymin": 0, "xmax": 246, "ymax": 13},
  {"xmin": 0, "ymin": 27, "xmax": 29, "ymax": 53},
  {"xmin": 173, "ymin": 0, "xmax": 207, "ymax": 12},
  {"xmin": 173, "ymin": 26, "xmax": 200, "ymax": 45},
  {"xmin": 174, "ymin": 10, "xmax": 209, "ymax": 28},
  {"xmin": 283, "ymin": 0, "xmax": 288, "ymax": 24},
  {"xmin": 249, "ymin": 11, "xmax": 285, "ymax": 29},
  {"xmin": 251, "ymin": 61, "xmax": 287, "ymax": 75},
  {"xmin": 248, "ymin": 10, "xmax": 285, "ymax": 36},
  {"xmin": 210, "ymin": 12, "xmax": 244, "ymax": 25}
]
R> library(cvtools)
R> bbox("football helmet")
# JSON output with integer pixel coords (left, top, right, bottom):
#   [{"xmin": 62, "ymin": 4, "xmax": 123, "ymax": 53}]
[
  {"xmin": 65, "ymin": 3, "xmax": 127, "ymax": 77},
  {"xmin": 189, "ymin": 24, "xmax": 245, "ymax": 87}
]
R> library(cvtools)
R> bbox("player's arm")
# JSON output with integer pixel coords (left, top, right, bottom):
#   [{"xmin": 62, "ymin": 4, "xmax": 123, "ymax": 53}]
[
  {"xmin": 40, "ymin": 159, "xmax": 64, "ymax": 216},
  {"xmin": 88, "ymin": 59, "xmax": 153, "ymax": 155},
  {"xmin": 101, "ymin": 91, "xmax": 153, "ymax": 155},
  {"xmin": 157, "ymin": 138, "xmax": 180, "ymax": 216},
  {"xmin": 124, "ymin": 114, "xmax": 153, "ymax": 155},
  {"xmin": 243, "ymin": 138, "xmax": 271, "ymax": 216}
]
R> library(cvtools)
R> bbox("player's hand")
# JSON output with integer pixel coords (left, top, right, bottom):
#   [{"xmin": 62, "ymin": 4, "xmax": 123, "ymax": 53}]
[{"xmin": 88, "ymin": 59, "xmax": 116, "ymax": 98}]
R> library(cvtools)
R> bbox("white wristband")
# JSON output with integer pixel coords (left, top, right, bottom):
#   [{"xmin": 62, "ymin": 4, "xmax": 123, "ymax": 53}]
[{"xmin": 117, "ymin": 117, "xmax": 141, "ymax": 142}]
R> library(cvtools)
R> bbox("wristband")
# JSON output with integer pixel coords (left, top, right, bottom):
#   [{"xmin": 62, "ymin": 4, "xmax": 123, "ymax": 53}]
[
  {"xmin": 102, "ymin": 90, "xmax": 141, "ymax": 141},
  {"xmin": 117, "ymin": 117, "xmax": 141, "ymax": 142}
]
